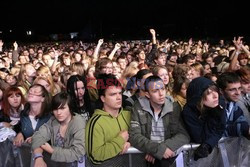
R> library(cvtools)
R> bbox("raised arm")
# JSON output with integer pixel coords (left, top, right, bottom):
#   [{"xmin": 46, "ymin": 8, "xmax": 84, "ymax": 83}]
[
  {"xmin": 51, "ymin": 48, "xmax": 59, "ymax": 73},
  {"xmin": 12, "ymin": 41, "xmax": 19, "ymax": 64},
  {"xmin": 108, "ymin": 43, "xmax": 121, "ymax": 60},
  {"xmin": 229, "ymin": 37, "xmax": 242, "ymax": 71},
  {"xmin": 92, "ymin": 39, "xmax": 104, "ymax": 62},
  {"xmin": 184, "ymin": 38, "xmax": 193, "ymax": 55},
  {"xmin": 0, "ymin": 40, "xmax": 3, "ymax": 52},
  {"xmin": 146, "ymin": 29, "xmax": 158, "ymax": 65}
]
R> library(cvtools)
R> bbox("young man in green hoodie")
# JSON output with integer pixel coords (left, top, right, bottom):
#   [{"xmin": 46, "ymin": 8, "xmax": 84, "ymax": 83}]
[{"xmin": 85, "ymin": 74, "xmax": 131, "ymax": 166}]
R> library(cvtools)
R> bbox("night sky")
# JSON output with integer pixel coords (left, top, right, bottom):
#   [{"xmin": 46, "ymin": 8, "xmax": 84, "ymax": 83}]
[{"xmin": 0, "ymin": 0, "xmax": 249, "ymax": 41}]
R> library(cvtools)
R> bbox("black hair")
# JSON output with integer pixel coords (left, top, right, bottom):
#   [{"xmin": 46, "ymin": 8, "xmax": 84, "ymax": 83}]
[
  {"xmin": 67, "ymin": 75, "xmax": 92, "ymax": 116},
  {"xmin": 51, "ymin": 91, "xmax": 74, "ymax": 116},
  {"xmin": 135, "ymin": 69, "xmax": 152, "ymax": 88},
  {"xmin": 217, "ymin": 72, "xmax": 240, "ymax": 90},
  {"xmin": 96, "ymin": 74, "xmax": 122, "ymax": 109},
  {"xmin": 144, "ymin": 75, "xmax": 164, "ymax": 92}
]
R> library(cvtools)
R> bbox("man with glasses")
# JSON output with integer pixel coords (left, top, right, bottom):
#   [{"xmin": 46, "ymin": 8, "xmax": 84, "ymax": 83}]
[
  {"xmin": 217, "ymin": 72, "xmax": 250, "ymax": 137},
  {"xmin": 88, "ymin": 58, "xmax": 113, "ymax": 102}
]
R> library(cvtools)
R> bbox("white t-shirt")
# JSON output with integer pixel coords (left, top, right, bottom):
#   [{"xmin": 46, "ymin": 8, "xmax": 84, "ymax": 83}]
[{"xmin": 29, "ymin": 115, "xmax": 38, "ymax": 130}]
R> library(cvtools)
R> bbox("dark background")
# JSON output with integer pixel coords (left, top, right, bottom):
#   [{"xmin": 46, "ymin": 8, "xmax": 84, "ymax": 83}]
[{"xmin": 0, "ymin": 0, "xmax": 249, "ymax": 42}]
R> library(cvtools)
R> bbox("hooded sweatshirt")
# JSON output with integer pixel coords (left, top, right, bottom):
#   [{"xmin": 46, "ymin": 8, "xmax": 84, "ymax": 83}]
[
  {"xmin": 182, "ymin": 77, "xmax": 226, "ymax": 148},
  {"xmin": 85, "ymin": 108, "xmax": 130, "ymax": 165}
]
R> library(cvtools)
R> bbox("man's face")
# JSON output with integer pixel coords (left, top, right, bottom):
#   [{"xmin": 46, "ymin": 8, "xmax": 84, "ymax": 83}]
[
  {"xmin": 145, "ymin": 80, "xmax": 166, "ymax": 106},
  {"xmin": 223, "ymin": 82, "xmax": 242, "ymax": 102},
  {"xmin": 101, "ymin": 86, "xmax": 122, "ymax": 110},
  {"xmin": 241, "ymin": 81, "xmax": 250, "ymax": 94},
  {"xmin": 23, "ymin": 50, "xmax": 29, "ymax": 57},
  {"xmin": 118, "ymin": 58, "xmax": 127, "ymax": 70},
  {"xmin": 186, "ymin": 59, "xmax": 195, "ymax": 66},
  {"xmin": 155, "ymin": 55, "xmax": 166, "ymax": 66},
  {"xmin": 43, "ymin": 55, "xmax": 52, "ymax": 66},
  {"xmin": 101, "ymin": 62, "xmax": 113, "ymax": 74}
]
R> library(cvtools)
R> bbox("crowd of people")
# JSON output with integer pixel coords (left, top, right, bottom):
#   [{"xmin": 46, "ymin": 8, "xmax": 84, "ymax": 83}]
[{"xmin": 0, "ymin": 29, "xmax": 249, "ymax": 167}]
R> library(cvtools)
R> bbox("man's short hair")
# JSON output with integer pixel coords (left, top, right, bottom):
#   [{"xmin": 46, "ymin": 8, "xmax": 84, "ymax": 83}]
[
  {"xmin": 217, "ymin": 72, "xmax": 240, "ymax": 90},
  {"xmin": 95, "ymin": 58, "xmax": 112, "ymax": 78},
  {"xmin": 144, "ymin": 75, "xmax": 164, "ymax": 92},
  {"xmin": 97, "ymin": 73, "xmax": 122, "ymax": 98}
]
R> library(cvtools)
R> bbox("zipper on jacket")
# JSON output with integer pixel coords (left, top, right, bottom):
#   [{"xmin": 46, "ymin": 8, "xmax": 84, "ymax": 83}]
[{"xmin": 116, "ymin": 118, "xmax": 122, "ymax": 131}]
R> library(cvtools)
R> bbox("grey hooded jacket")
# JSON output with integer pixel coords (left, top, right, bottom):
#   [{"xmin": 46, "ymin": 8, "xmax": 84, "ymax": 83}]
[{"xmin": 129, "ymin": 96, "xmax": 190, "ymax": 159}]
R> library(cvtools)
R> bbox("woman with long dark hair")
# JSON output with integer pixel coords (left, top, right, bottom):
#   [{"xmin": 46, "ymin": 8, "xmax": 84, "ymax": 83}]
[{"xmin": 67, "ymin": 75, "xmax": 92, "ymax": 120}]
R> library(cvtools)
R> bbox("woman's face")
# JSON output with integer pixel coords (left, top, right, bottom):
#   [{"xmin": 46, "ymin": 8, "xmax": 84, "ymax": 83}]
[
  {"xmin": 191, "ymin": 68, "xmax": 200, "ymax": 80},
  {"xmin": 87, "ymin": 67, "xmax": 95, "ymax": 78},
  {"xmin": 75, "ymin": 53, "xmax": 82, "ymax": 62},
  {"xmin": 239, "ymin": 59, "xmax": 248, "ymax": 66},
  {"xmin": 138, "ymin": 51, "xmax": 145, "ymax": 60},
  {"xmin": 53, "ymin": 103, "xmax": 72, "ymax": 124},
  {"xmin": 241, "ymin": 81, "xmax": 250, "ymax": 94},
  {"xmin": 25, "ymin": 65, "xmax": 36, "ymax": 78},
  {"xmin": 0, "ymin": 89, "xmax": 3, "ymax": 101},
  {"xmin": 203, "ymin": 89, "xmax": 219, "ymax": 108},
  {"xmin": 6, "ymin": 75, "xmax": 17, "ymax": 86},
  {"xmin": 204, "ymin": 64, "xmax": 211, "ymax": 74},
  {"xmin": 74, "ymin": 81, "xmax": 85, "ymax": 101},
  {"xmin": 27, "ymin": 86, "xmax": 44, "ymax": 103},
  {"xmin": 157, "ymin": 68, "xmax": 169, "ymax": 85},
  {"xmin": 179, "ymin": 83, "xmax": 187, "ymax": 98},
  {"xmin": 112, "ymin": 62, "xmax": 121, "ymax": 75},
  {"xmin": 8, "ymin": 93, "xmax": 22, "ymax": 109},
  {"xmin": 36, "ymin": 79, "xmax": 51, "ymax": 92}
]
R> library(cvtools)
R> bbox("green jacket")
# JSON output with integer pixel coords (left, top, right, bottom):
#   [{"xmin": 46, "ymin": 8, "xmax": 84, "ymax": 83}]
[
  {"xmin": 129, "ymin": 97, "xmax": 190, "ymax": 160},
  {"xmin": 31, "ymin": 114, "xmax": 86, "ymax": 163},
  {"xmin": 85, "ymin": 108, "xmax": 130, "ymax": 165}
]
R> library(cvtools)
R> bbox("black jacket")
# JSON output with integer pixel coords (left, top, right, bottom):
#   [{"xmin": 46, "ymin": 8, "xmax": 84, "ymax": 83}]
[{"xmin": 182, "ymin": 77, "xmax": 226, "ymax": 148}]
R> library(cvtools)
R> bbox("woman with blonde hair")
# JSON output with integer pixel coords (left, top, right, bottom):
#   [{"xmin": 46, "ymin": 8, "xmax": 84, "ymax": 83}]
[
  {"xmin": 121, "ymin": 63, "xmax": 139, "ymax": 89},
  {"xmin": 191, "ymin": 62, "xmax": 204, "ymax": 79},
  {"xmin": 71, "ymin": 62, "xmax": 85, "ymax": 76},
  {"xmin": 152, "ymin": 65, "xmax": 171, "ymax": 96},
  {"xmin": 18, "ymin": 63, "xmax": 36, "ymax": 96},
  {"xmin": 37, "ymin": 65, "xmax": 61, "ymax": 94},
  {"xmin": 33, "ymin": 76, "xmax": 59, "ymax": 96}
]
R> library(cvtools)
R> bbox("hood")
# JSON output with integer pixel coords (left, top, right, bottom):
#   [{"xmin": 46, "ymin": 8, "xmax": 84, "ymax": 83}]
[
  {"xmin": 186, "ymin": 77, "xmax": 214, "ymax": 107},
  {"xmin": 138, "ymin": 96, "xmax": 173, "ymax": 117}
]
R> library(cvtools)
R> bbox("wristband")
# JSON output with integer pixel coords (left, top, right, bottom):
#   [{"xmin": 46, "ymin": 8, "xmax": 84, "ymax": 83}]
[{"xmin": 33, "ymin": 153, "xmax": 43, "ymax": 160}]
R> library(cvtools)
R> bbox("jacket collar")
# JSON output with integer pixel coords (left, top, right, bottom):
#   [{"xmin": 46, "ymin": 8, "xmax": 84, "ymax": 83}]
[{"xmin": 138, "ymin": 96, "xmax": 173, "ymax": 117}]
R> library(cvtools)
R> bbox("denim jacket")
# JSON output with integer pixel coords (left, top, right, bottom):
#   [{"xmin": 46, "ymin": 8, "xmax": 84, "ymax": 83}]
[{"xmin": 20, "ymin": 112, "xmax": 51, "ymax": 139}]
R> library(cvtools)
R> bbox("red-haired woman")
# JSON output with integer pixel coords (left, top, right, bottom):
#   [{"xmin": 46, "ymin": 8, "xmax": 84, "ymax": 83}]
[{"xmin": 0, "ymin": 86, "xmax": 26, "ymax": 133}]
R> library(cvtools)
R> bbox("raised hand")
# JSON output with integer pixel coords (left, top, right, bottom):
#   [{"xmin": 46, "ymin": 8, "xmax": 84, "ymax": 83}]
[
  {"xmin": 0, "ymin": 40, "xmax": 3, "ymax": 47},
  {"xmin": 98, "ymin": 39, "xmax": 104, "ymax": 45},
  {"xmin": 149, "ymin": 29, "xmax": 156, "ymax": 36},
  {"xmin": 233, "ymin": 37, "xmax": 243, "ymax": 51},
  {"xmin": 188, "ymin": 38, "xmax": 193, "ymax": 46},
  {"xmin": 13, "ymin": 41, "xmax": 18, "ymax": 50},
  {"xmin": 115, "ymin": 43, "xmax": 121, "ymax": 49}
]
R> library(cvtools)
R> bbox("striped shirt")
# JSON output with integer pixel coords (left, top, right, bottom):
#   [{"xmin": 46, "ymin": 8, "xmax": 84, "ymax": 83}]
[{"xmin": 150, "ymin": 110, "xmax": 165, "ymax": 143}]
